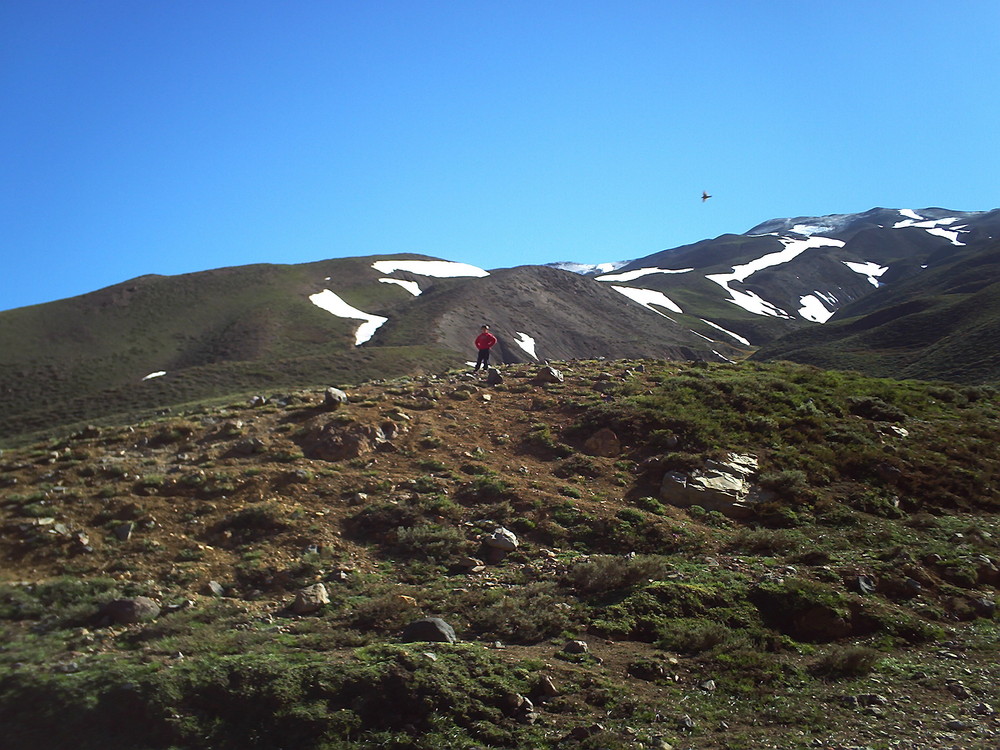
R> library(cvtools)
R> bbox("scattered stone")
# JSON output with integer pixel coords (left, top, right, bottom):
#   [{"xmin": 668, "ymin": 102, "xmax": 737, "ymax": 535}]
[
  {"xmin": 486, "ymin": 368, "xmax": 504, "ymax": 386},
  {"xmin": 627, "ymin": 659, "xmax": 669, "ymax": 681},
  {"xmin": 101, "ymin": 597, "xmax": 161, "ymax": 625},
  {"xmin": 698, "ymin": 679, "xmax": 717, "ymax": 692},
  {"xmin": 291, "ymin": 583, "xmax": 330, "ymax": 615},
  {"xmin": 536, "ymin": 675, "xmax": 560, "ymax": 699},
  {"xmin": 231, "ymin": 437, "xmax": 266, "ymax": 456},
  {"xmin": 947, "ymin": 681, "xmax": 972, "ymax": 699},
  {"xmin": 535, "ymin": 366, "xmax": 564, "ymax": 384},
  {"xmin": 203, "ymin": 581, "xmax": 225, "ymax": 597},
  {"xmin": 563, "ymin": 639, "xmax": 589, "ymax": 654},
  {"xmin": 583, "ymin": 427, "xmax": 621, "ymax": 457},
  {"xmin": 323, "ymin": 387, "xmax": 349, "ymax": 410},
  {"xmin": 973, "ymin": 702, "xmax": 995, "ymax": 716},
  {"xmin": 401, "ymin": 617, "xmax": 457, "ymax": 643},
  {"xmin": 852, "ymin": 575, "xmax": 877, "ymax": 595}
]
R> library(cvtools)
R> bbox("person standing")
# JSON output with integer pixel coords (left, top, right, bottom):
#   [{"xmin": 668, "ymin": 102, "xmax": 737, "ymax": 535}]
[{"xmin": 473, "ymin": 325, "xmax": 497, "ymax": 372}]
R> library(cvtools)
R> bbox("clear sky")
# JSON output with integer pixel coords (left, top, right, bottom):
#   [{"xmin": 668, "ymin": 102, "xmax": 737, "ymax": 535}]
[{"xmin": 2, "ymin": 0, "xmax": 998, "ymax": 311}]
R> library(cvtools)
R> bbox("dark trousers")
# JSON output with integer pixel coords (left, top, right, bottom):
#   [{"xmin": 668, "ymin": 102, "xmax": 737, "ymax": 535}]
[{"xmin": 475, "ymin": 349, "xmax": 491, "ymax": 370}]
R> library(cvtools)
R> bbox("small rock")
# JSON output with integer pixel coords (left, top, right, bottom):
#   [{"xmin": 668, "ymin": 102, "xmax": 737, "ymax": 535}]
[
  {"xmin": 486, "ymin": 368, "xmax": 504, "ymax": 386},
  {"xmin": 291, "ymin": 583, "xmax": 330, "ymax": 614},
  {"xmin": 203, "ymin": 581, "xmax": 225, "ymax": 597},
  {"xmin": 536, "ymin": 675, "xmax": 560, "ymax": 699},
  {"xmin": 323, "ymin": 387, "xmax": 349, "ymax": 410},
  {"xmin": 114, "ymin": 522, "xmax": 135, "ymax": 542},
  {"xmin": 563, "ymin": 639, "xmax": 589, "ymax": 654},
  {"xmin": 535, "ymin": 366, "xmax": 564, "ymax": 384}
]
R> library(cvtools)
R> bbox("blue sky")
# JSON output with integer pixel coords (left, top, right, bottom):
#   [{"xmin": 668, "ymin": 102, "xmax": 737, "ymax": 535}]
[{"xmin": 2, "ymin": 1, "xmax": 998, "ymax": 311}]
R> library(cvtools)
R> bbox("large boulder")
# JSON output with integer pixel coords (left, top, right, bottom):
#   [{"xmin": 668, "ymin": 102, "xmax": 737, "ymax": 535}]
[
  {"xmin": 323, "ymin": 387, "xmax": 349, "ymax": 410},
  {"xmin": 660, "ymin": 453, "xmax": 760, "ymax": 519},
  {"xmin": 291, "ymin": 583, "xmax": 330, "ymax": 614},
  {"xmin": 401, "ymin": 617, "xmax": 457, "ymax": 643},
  {"xmin": 101, "ymin": 596, "xmax": 161, "ymax": 625}
]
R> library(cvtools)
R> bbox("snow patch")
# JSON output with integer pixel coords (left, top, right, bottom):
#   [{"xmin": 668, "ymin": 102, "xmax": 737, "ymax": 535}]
[
  {"xmin": 378, "ymin": 278, "xmax": 422, "ymax": 296},
  {"xmin": 925, "ymin": 227, "xmax": 966, "ymax": 246},
  {"xmin": 371, "ymin": 260, "xmax": 489, "ymax": 278},
  {"xmin": 142, "ymin": 371, "xmax": 166, "ymax": 381},
  {"xmin": 713, "ymin": 350, "xmax": 736, "ymax": 363},
  {"xmin": 705, "ymin": 235, "xmax": 844, "ymax": 318},
  {"xmin": 898, "ymin": 209, "xmax": 923, "ymax": 222},
  {"xmin": 699, "ymin": 319, "xmax": 751, "ymax": 346},
  {"xmin": 309, "ymin": 289, "xmax": 388, "ymax": 346},
  {"xmin": 789, "ymin": 223, "xmax": 836, "ymax": 236},
  {"xmin": 514, "ymin": 332, "xmax": 538, "ymax": 360},
  {"xmin": 596, "ymin": 266, "xmax": 694, "ymax": 282},
  {"xmin": 689, "ymin": 329, "xmax": 716, "ymax": 343},
  {"xmin": 843, "ymin": 261, "xmax": 888, "ymax": 287},
  {"xmin": 611, "ymin": 286, "xmax": 683, "ymax": 315},
  {"xmin": 550, "ymin": 260, "xmax": 629, "ymax": 275},
  {"xmin": 798, "ymin": 294, "xmax": 835, "ymax": 323}
]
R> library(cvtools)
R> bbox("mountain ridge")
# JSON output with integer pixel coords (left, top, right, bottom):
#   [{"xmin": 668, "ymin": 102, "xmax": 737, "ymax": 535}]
[{"xmin": 3, "ymin": 206, "xmax": 999, "ymax": 443}]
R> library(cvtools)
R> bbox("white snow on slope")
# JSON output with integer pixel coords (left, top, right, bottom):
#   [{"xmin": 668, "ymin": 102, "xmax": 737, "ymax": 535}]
[
  {"xmin": 925, "ymin": 226, "xmax": 967, "ymax": 246},
  {"xmin": 893, "ymin": 211, "xmax": 968, "ymax": 245},
  {"xmin": 596, "ymin": 266, "xmax": 693, "ymax": 282},
  {"xmin": 514, "ymin": 332, "xmax": 538, "ymax": 360},
  {"xmin": 789, "ymin": 223, "xmax": 836, "ymax": 236},
  {"xmin": 378, "ymin": 278, "xmax": 422, "ymax": 296},
  {"xmin": 550, "ymin": 261, "xmax": 628, "ymax": 275},
  {"xmin": 309, "ymin": 289, "xmax": 388, "ymax": 346},
  {"xmin": 372, "ymin": 260, "xmax": 489, "ymax": 277},
  {"xmin": 705, "ymin": 236, "xmax": 845, "ymax": 318},
  {"xmin": 843, "ymin": 261, "xmax": 888, "ymax": 287},
  {"xmin": 142, "ymin": 371, "xmax": 166, "ymax": 381},
  {"xmin": 699, "ymin": 319, "xmax": 751, "ymax": 346},
  {"xmin": 799, "ymin": 294, "xmax": 835, "ymax": 323},
  {"xmin": 611, "ymin": 286, "xmax": 683, "ymax": 315}
]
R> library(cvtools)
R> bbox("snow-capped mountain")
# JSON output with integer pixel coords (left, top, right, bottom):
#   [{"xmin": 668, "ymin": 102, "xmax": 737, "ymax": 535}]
[{"xmin": 2, "ymin": 207, "xmax": 999, "ymax": 439}]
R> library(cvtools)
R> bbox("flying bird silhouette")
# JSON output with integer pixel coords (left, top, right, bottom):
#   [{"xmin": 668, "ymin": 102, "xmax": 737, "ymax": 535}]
[{"xmin": 701, "ymin": 191, "xmax": 712, "ymax": 202}]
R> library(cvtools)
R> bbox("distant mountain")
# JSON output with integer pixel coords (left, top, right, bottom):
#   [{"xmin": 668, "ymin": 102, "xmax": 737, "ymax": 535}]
[{"xmin": 2, "ymin": 206, "xmax": 998, "ymax": 441}]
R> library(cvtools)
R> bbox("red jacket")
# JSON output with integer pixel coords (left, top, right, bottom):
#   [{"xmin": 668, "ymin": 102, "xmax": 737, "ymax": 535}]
[{"xmin": 475, "ymin": 331, "xmax": 497, "ymax": 350}]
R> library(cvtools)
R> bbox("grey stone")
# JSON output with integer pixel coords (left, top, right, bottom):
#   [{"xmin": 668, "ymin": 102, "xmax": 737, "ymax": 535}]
[
  {"xmin": 291, "ymin": 583, "xmax": 330, "ymax": 614},
  {"xmin": 484, "ymin": 527, "xmax": 518, "ymax": 552},
  {"xmin": 486, "ymin": 368, "xmax": 504, "ymax": 386},
  {"xmin": 401, "ymin": 617, "xmax": 457, "ymax": 644},
  {"xmin": 563, "ymin": 639, "xmax": 589, "ymax": 654},
  {"xmin": 660, "ymin": 453, "xmax": 762, "ymax": 519},
  {"xmin": 323, "ymin": 387, "xmax": 349, "ymax": 410},
  {"xmin": 102, "ymin": 597, "xmax": 160, "ymax": 625},
  {"xmin": 204, "ymin": 581, "xmax": 225, "ymax": 597},
  {"xmin": 535, "ymin": 366, "xmax": 564, "ymax": 383}
]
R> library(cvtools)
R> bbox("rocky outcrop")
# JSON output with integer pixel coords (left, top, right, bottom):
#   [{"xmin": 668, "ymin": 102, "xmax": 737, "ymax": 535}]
[
  {"xmin": 297, "ymin": 417, "xmax": 408, "ymax": 461},
  {"xmin": 660, "ymin": 453, "xmax": 762, "ymax": 519}
]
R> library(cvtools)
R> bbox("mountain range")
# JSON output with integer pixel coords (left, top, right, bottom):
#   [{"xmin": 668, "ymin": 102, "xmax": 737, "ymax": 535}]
[{"xmin": 2, "ymin": 206, "xmax": 999, "ymax": 442}]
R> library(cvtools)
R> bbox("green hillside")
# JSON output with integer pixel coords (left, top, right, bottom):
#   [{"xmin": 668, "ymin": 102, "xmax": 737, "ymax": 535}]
[{"xmin": 1, "ymin": 359, "xmax": 999, "ymax": 749}]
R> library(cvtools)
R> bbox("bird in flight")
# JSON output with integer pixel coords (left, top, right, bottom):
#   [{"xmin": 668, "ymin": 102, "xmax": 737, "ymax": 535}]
[{"xmin": 701, "ymin": 191, "xmax": 712, "ymax": 202}]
